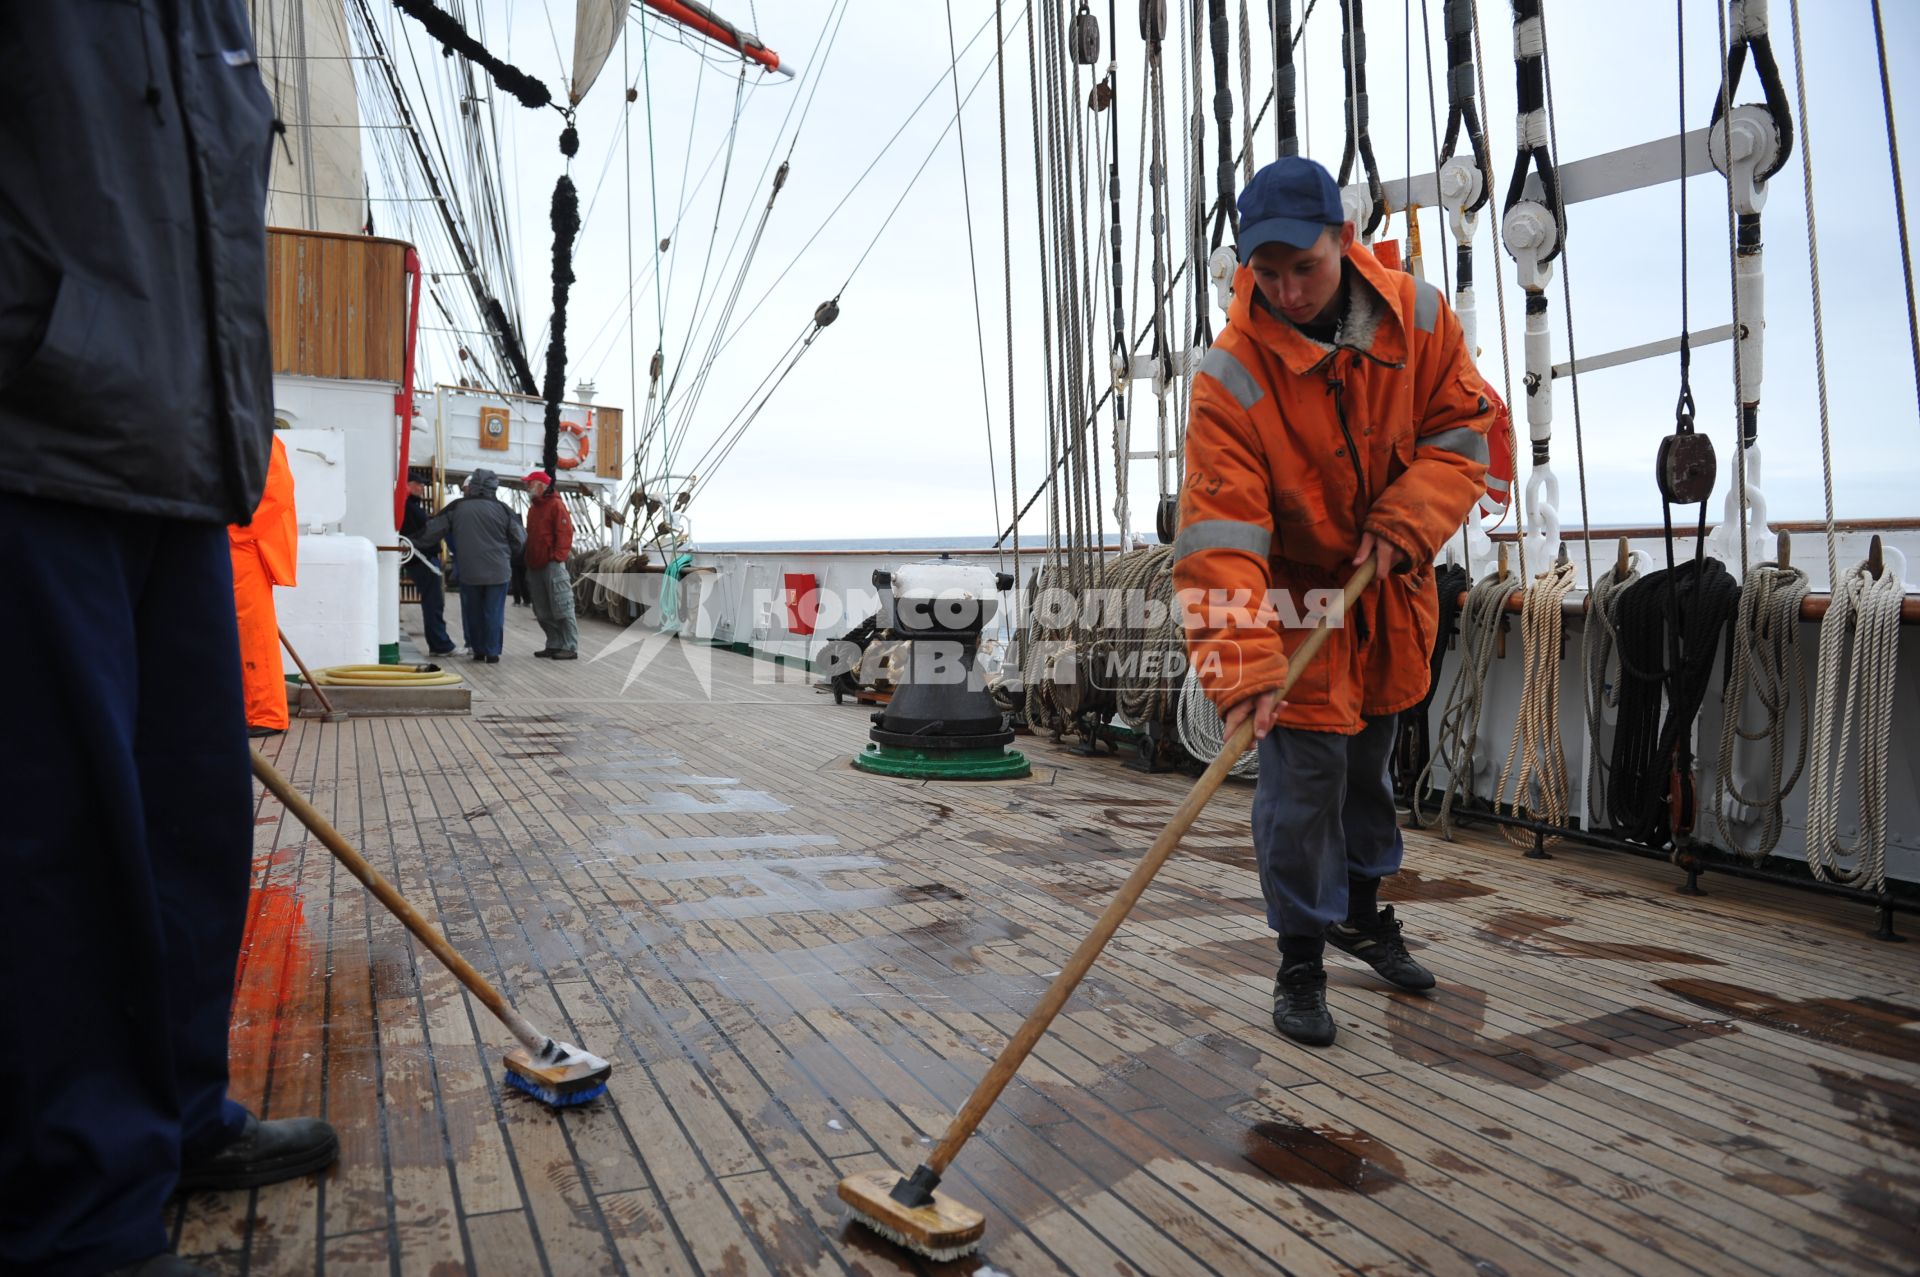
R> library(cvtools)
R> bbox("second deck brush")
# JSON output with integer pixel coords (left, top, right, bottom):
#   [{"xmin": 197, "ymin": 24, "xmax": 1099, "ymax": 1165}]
[{"xmin": 250, "ymin": 749, "xmax": 612, "ymax": 1108}]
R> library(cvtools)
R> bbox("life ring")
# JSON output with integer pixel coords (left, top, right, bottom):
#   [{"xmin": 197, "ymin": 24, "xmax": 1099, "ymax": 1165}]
[
  {"xmin": 556, "ymin": 419, "xmax": 592, "ymax": 469},
  {"xmin": 1476, "ymin": 384, "xmax": 1516, "ymax": 524}
]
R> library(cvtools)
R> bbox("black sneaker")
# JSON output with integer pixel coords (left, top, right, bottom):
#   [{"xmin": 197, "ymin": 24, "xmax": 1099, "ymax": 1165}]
[
  {"xmin": 534, "ymin": 649, "xmax": 554, "ymax": 657},
  {"xmin": 1327, "ymin": 905, "xmax": 1436, "ymax": 992},
  {"xmin": 1272, "ymin": 960, "xmax": 1336, "ymax": 1046},
  {"xmin": 484, "ymin": 654, "xmax": 500, "ymax": 664},
  {"xmin": 176, "ymin": 1112, "xmax": 338, "ymax": 1191},
  {"xmin": 549, "ymin": 649, "xmax": 578, "ymax": 661}
]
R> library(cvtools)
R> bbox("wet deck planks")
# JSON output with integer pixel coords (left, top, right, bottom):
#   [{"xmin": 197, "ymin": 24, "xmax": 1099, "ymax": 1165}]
[{"xmin": 185, "ymin": 599, "xmax": 1920, "ymax": 1275}]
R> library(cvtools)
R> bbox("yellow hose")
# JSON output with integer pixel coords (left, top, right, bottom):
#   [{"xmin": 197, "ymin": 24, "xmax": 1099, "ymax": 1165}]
[{"xmin": 308, "ymin": 664, "xmax": 464, "ymax": 687}]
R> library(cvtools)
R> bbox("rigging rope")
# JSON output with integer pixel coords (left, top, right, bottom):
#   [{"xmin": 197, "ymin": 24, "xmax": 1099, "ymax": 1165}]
[
  {"xmin": 1868, "ymin": 0, "xmax": 1920, "ymax": 427},
  {"xmin": 1271, "ymin": 0, "xmax": 1299, "ymax": 156},
  {"xmin": 1494, "ymin": 555, "xmax": 1576, "ymax": 844},
  {"xmin": 1602, "ymin": 559, "xmax": 1739, "ymax": 849},
  {"xmin": 1580, "ymin": 554, "xmax": 1638, "ymax": 826},
  {"xmin": 1412, "ymin": 565, "xmax": 1513, "ymax": 837},
  {"xmin": 1336, "ymin": 0, "xmax": 1387, "ymax": 236},
  {"xmin": 1711, "ymin": 557, "xmax": 1810, "ymax": 860},
  {"xmin": 1805, "ymin": 558, "xmax": 1904, "ymax": 890}
]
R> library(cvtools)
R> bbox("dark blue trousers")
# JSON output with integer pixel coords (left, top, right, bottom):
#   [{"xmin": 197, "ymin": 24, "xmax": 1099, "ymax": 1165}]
[
  {"xmin": 1251, "ymin": 715, "xmax": 1405, "ymax": 937},
  {"xmin": 458, "ymin": 582, "xmax": 507, "ymax": 657},
  {"xmin": 0, "ymin": 494, "xmax": 252, "ymax": 1273},
  {"xmin": 405, "ymin": 557, "xmax": 453, "ymax": 653}
]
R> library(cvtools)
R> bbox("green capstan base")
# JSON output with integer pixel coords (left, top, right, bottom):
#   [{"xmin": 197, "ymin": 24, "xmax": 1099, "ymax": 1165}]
[
  {"xmin": 852, "ymin": 743, "xmax": 1031, "ymax": 780},
  {"xmin": 379, "ymin": 642, "xmax": 401, "ymax": 665}
]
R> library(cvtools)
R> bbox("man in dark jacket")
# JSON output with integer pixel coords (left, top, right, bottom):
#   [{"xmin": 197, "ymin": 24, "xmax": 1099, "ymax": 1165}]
[
  {"xmin": 417, "ymin": 468, "xmax": 524, "ymax": 662},
  {"xmin": 401, "ymin": 471, "xmax": 455, "ymax": 655},
  {"xmin": 0, "ymin": 5, "xmax": 338, "ymax": 1274},
  {"xmin": 523, "ymin": 470, "xmax": 579, "ymax": 659}
]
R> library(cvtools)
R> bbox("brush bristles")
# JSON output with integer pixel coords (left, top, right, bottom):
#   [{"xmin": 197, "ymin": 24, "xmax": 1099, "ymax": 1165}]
[
  {"xmin": 845, "ymin": 1211, "xmax": 981, "ymax": 1262},
  {"xmin": 504, "ymin": 1070, "xmax": 609, "ymax": 1107}
]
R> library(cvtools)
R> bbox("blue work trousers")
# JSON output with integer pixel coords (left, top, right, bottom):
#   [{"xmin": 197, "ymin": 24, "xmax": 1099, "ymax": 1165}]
[
  {"xmin": 0, "ymin": 493, "xmax": 252, "ymax": 1274},
  {"xmin": 405, "ymin": 557, "xmax": 453, "ymax": 653},
  {"xmin": 1251, "ymin": 714, "xmax": 1405, "ymax": 937},
  {"xmin": 458, "ymin": 582, "xmax": 507, "ymax": 657}
]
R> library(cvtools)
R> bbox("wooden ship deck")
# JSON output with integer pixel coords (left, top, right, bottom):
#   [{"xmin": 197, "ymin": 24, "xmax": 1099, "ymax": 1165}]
[{"xmin": 190, "ymin": 600, "xmax": 1920, "ymax": 1276}]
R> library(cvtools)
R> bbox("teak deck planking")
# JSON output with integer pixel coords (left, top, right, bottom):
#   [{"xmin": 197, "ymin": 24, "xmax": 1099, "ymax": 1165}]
[{"xmin": 182, "ymin": 597, "xmax": 1920, "ymax": 1275}]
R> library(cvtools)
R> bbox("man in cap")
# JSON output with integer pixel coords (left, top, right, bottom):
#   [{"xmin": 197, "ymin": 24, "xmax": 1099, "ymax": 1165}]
[
  {"xmin": 1174, "ymin": 156, "xmax": 1494, "ymax": 1047},
  {"xmin": 401, "ymin": 470, "xmax": 455, "ymax": 656},
  {"xmin": 523, "ymin": 469, "xmax": 579, "ymax": 660}
]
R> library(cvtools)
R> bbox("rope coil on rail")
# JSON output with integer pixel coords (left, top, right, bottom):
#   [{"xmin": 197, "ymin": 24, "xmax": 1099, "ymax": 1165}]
[
  {"xmin": 1710, "ymin": 558, "xmax": 1811, "ymax": 861},
  {"xmin": 1412, "ymin": 566, "xmax": 1513, "ymax": 837},
  {"xmin": 1805, "ymin": 557, "xmax": 1905, "ymax": 890},
  {"xmin": 1495, "ymin": 557, "xmax": 1577, "ymax": 846}
]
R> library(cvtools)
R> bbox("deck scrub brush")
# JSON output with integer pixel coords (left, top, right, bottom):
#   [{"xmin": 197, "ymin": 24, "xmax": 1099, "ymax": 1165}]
[
  {"xmin": 838, "ymin": 561, "xmax": 1377, "ymax": 1259},
  {"xmin": 251, "ymin": 749, "xmax": 614, "ymax": 1110}
]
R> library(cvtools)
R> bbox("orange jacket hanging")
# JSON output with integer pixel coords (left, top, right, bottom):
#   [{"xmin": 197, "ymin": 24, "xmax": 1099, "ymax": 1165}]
[
  {"xmin": 229, "ymin": 435, "xmax": 298, "ymax": 730},
  {"xmin": 1174, "ymin": 244, "xmax": 1493, "ymax": 734}
]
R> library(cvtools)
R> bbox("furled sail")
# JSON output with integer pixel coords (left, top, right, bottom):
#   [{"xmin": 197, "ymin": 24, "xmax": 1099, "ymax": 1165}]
[
  {"xmin": 570, "ymin": 0, "xmax": 628, "ymax": 106},
  {"xmin": 251, "ymin": 0, "xmax": 369, "ymax": 234}
]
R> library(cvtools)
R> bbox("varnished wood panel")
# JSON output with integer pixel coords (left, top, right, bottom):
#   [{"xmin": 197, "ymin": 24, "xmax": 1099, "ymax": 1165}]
[
  {"xmin": 267, "ymin": 228, "xmax": 410, "ymax": 383},
  {"xmin": 595, "ymin": 406, "xmax": 624, "ymax": 481}
]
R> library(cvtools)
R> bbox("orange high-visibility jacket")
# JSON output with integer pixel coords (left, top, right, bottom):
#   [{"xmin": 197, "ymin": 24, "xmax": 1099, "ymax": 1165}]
[
  {"xmin": 1174, "ymin": 244, "xmax": 1493, "ymax": 734},
  {"xmin": 230, "ymin": 435, "xmax": 298, "ymax": 730}
]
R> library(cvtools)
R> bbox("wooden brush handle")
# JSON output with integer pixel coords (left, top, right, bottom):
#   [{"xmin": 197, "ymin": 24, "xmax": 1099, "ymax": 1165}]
[
  {"xmin": 249, "ymin": 748, "xmax": 548, "ymax": 1055},
  {"xmin": 926, "ymin": 558, "xmax": 1377, "ymax": 1174}
]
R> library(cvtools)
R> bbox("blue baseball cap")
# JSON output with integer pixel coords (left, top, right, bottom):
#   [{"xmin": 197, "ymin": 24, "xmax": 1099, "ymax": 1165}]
[{"xmin": 1236, "ymin": 157, "xmax": 1346, "ymax": 263}]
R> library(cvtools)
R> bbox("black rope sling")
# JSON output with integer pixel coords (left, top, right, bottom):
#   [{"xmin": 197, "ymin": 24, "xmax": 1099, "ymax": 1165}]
[{"xmin": 1604, "ymin": 559, "xmax": 1739, "ymax": 847}]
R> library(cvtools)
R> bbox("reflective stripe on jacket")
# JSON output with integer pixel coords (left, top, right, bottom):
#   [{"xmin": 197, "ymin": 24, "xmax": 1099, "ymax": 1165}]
[{"xmin": 1174, "ymin": 244, "xmax": 1493, "ymax": 734}]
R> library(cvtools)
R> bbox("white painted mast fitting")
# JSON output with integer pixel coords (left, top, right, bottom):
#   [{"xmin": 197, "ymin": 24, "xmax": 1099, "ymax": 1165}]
[
  {"xmin": 1503, "ymin": 200, "xmax": 1562, "ymax": 568},
  {"xmin": 1207, "ymin": 246, "xmax": 1237, "ymax": 315},
  {"xmin": 1438, "ymin": 157, "xmax": 1484, "ymax": 356},
  {"xmin": 1704, "ymin": 104, "xmax": 1785, "ymax": 579}
]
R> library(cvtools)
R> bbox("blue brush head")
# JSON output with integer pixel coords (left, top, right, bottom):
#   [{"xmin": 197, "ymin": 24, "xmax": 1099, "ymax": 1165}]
[{"xmin": 504, "ymin": 1069, "xmax": 609, "ymax": 1107}]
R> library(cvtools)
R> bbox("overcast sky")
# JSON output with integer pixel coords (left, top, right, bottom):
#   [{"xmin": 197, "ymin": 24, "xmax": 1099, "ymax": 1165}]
[{"xmin": 379, "ymin": 1, "xmax": 1919, "ymax": 546}]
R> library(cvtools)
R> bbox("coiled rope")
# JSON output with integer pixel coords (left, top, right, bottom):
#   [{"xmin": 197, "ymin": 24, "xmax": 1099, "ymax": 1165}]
[
  {"xmin": 1411, "ymin": 565, "xmax": 1513, "ymax": 837},
  {"xmin": 1495, "ymin": 556, "xmax": 1577, "ymax": 845},
  {"xmin": 1710, "ymin": 558, "xmax": 1811, "ymax": 860},
  {"xmin": 1805, "ymin": 558, "xmax": 1904, "ymax": 890},
  {"xmin": 1603, "ymin": 558, "xmax": 1739, "ymax": 847},
  {"xmin": 1581, "ymin": 556, "xmax": 1640, "ymax": 825},
  {"xmin": 1178, "ymin": 666, "xmax": 1258, "ymax": 778},
  {"xmin": 1097, "ymin": 544, "xmax": 1182, "ymax": 728}
]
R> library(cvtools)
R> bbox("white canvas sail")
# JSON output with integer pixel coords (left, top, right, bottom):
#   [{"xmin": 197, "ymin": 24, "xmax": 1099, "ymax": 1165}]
[
  {"xmin": 569, "ymin": 0, "xmax": 628, "ymax": 106},
  {"xmin": 251, "ymin": 0, "xmax": 368, "ymax": 234}
]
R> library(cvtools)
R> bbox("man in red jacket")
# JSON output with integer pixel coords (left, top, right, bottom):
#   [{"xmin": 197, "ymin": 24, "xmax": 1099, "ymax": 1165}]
[
  {"xmin": 1176, "ymin": 157, "xmax": 1492, "ymax": 1048},
  {"xmin": 524, "ymin": 470, "xmax": 578, "ymax": 660}
]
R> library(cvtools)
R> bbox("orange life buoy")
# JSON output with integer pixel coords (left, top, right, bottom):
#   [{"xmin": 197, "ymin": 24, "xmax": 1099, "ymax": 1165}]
[
  {"xmin": 555, "ymin": 419, "xmax": 592, "ymax": 469},
  {"xmin": 1476, "ymin": 384, "xmax": 1516, "ymax": 524}
]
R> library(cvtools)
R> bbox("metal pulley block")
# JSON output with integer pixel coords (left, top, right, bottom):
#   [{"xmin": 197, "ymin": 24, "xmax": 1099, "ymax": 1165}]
[
  {"xmin": 1089, "ymin": 76, "xmax": 1113, "ymax": 112},
  {"xmin": 1156, "ymin": 494, "xmax": 1178, "ymax": 545},
  {"xmin": 1656, "ymin": 431, "xmax": 1718, "ymax": 505},
  {"xmin": 1708, "ymin": 103, "xmax": 1782, "ymax": 216},
  {"xmin": 1139, "ymin": 0, "xmax": 1167, "ymax": 44},
  {"xmin": 1070, "ymin": 6, "xmax": 1101, "ymax": 64}
]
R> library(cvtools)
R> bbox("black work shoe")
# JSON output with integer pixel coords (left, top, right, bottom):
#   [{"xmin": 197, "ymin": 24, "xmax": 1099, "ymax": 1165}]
[
  {"xmin": 103, "ymin": 1256, "xmax": 213, "ymax": 1276},
  {"xmin": 484, "ymin": 654, "xmax": 500, "ymax": 663},
  {"xmin": 176, "ymin": 1112, "xmax": 339, "ymax": 1192},
  {"xmin": 1272, "ymin": 961, "xmax": 1336, "ymax": 1046},
  {"xmin": 549, "ymin": 649, "xmax": 578, "ymax": 661},
  {"xmin": 534, "ymin": 648, "xmax": 554, "ymax": 657},
  {"xmin": 1328, "ymin": 905, "xmax": 1436, "ymax": 992}
]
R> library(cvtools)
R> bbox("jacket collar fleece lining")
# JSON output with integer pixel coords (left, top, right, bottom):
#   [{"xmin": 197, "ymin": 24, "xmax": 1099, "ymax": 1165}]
[{"xmin": 1234, "ymin": 243, "xmax": 1411, "ymax": 377}]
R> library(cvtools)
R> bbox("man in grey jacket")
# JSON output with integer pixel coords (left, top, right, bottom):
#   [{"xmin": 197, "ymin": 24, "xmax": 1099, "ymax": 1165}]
[
  {"xmin": 417, "ymin": 468, "xmax": 525, "ymax": 662},
  {"xmin": 0, "ymin": 5, "xmax": 337, "ymax": 1274}
]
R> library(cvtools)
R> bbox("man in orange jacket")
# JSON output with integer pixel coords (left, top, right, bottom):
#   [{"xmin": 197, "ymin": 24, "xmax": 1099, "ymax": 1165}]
[
  {"xmin": 230, "ymin": 433, "xmax": 298, "ymax": 735},
  {"xmin": 1175, "ymin": 157, "xmax": 1492, "ymax": 1047}
]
